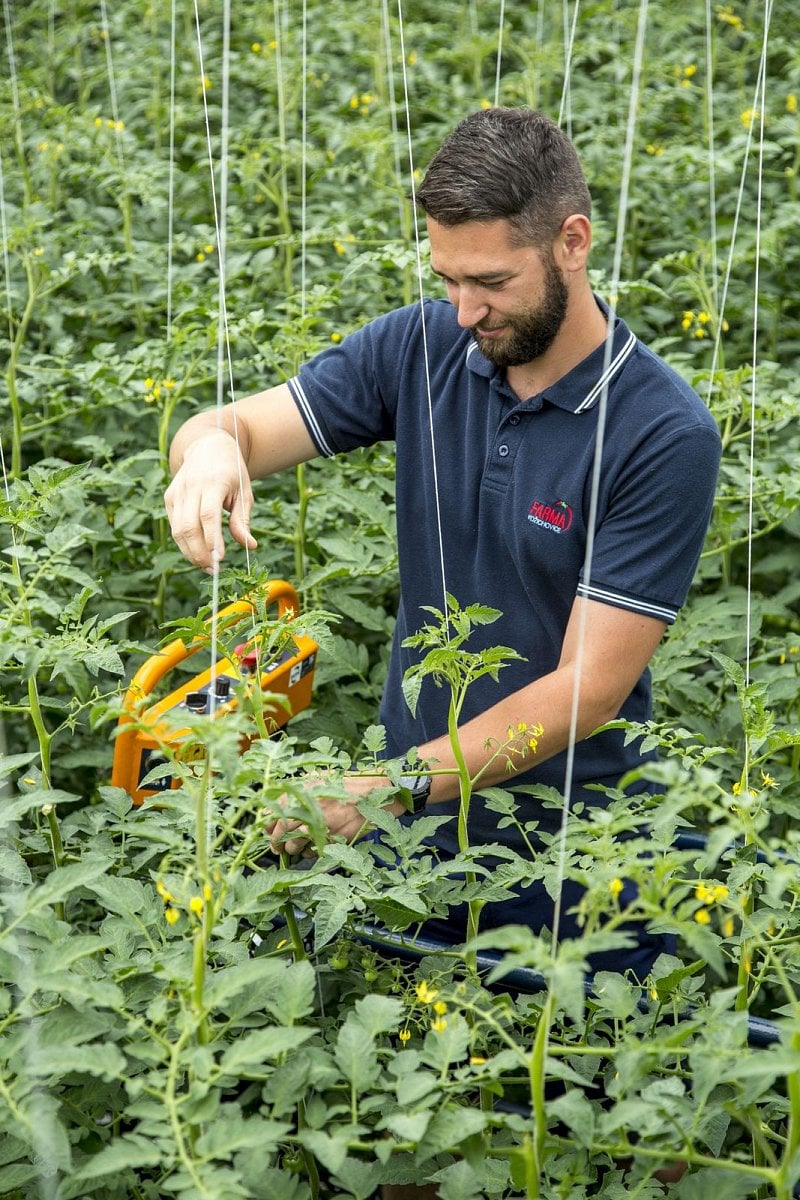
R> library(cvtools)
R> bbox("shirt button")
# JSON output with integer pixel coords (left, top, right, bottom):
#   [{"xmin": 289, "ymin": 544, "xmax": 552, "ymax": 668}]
[
  {"xmin": 508, "ymin": 414, "xmax": 521, "ymax": 426},
  {"xmin": 498, "ymin": 444, "xmax": 510, "ymax": 458}
]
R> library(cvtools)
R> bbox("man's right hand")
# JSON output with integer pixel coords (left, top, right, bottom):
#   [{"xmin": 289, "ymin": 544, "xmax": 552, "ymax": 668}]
[
  {"xmin": 165, "ymin": 429, "xmax": 257, "ymax": 573},
  {"xmin": 164, "ymin": 382, "xmax": 320, "ymax": 573}
]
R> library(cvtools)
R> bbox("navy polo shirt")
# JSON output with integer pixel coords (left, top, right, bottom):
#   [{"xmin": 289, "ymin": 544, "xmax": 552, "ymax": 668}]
[{"xmin": 288, "ymin": 298, "xmax": 721, "ymax": 856}]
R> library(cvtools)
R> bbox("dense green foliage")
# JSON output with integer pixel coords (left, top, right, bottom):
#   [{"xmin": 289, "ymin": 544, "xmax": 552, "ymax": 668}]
[{"xmin": 1, "ymin": 1, "xmax": 800, "ymax": 1196}]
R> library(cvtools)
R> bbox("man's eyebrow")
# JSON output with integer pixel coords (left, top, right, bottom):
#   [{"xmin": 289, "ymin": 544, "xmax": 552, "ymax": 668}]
[{"xmin": 430, "ymin": 265, "xmax": 513, "ymax": 283}]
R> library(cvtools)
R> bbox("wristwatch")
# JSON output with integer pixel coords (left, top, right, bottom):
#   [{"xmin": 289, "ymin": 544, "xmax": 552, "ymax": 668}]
[{"xmin": 396, "ymin": 759, "xmax": 432, "ymax": 814}]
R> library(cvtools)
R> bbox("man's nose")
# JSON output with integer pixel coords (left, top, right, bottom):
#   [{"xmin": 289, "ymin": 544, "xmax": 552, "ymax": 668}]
[{"xmin": 454, "ymin": 287, "xmax": 490, "ymax": 329}]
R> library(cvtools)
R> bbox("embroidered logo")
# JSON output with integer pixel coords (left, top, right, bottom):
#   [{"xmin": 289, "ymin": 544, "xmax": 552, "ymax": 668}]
[{"xmin": 528, "ymin": 498, "xmax": 573, "ymax": 534}]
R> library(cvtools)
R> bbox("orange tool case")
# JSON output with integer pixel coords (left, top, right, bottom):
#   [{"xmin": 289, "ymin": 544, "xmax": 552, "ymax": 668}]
[{"xmin": 111, "ymin": 580, "xmax": 317, "ymax": 805}]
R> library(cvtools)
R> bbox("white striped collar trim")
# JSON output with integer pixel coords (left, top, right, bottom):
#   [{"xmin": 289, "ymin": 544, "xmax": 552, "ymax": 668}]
[{"xmin": 574, "ymin": 329, "xmax": 637, "ymax": 414}]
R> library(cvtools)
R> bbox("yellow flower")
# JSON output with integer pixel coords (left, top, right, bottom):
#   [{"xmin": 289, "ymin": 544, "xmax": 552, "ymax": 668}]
[
  {"xmin": 330, "ymin": 332, "xmax": 342, "ymax": 343},
  {"xmin": 683, "ymin": 64, "xmax": 697, "ymax": 77},
  {"xmin": 681, "ymin": 311, "xmax": 694, "ymax": 330},
  {"xmin": 649, "ymin": 987, "xmax": 658, "ymax": 1001},
  {"xmin": 694, "ymin": 907, "xmax": 712, "ymax": 925},
  {"xmin": 203, "ymin": 883, "xmax": 213, "ymax": 901},
  {"xmin": 165, "ymin": 907, "xmax": 180, "ymax": 925},
  {"xmin": 349, "ymin": 95, "xmax": 359, "ymax": 110},
  {"xmin": 716, "ymin": 4, "xmax": 743, "ymax": 31},
  {"xmin": 740, "ymin": 107, "xmax": 758, "ymax": 129},
  {"xmin": 251, "ymin": 42, "xmax": 262, "ymax": 52},
  {"xmin": 480, "ymin": 98, "xmax": 491, "ymax": 110},
  {"xmin": 432, "ymin": 1000, "xmax": 447, "ymax": 1016},
  {"xmin": 712, "ymin": 885, "xmax": 729, "ymax": 901},
  {"xmin": 196, "ymin": 252, "xmax": 206, "ymax": 262},
  {"xmin": 189, "ymin": 896, "xmax": 204, "ymax": 916},
  {"xmin": 156, "ymin": 880, "xmax": 173, "ymax": 903},
  {"xmin": 406, "ymin": 51, "xmax": 417, "ymax": 65},
  {"xmin": 761, "ymin": 771, "xmax": 778, "ymax": 790},
  {"xmin": 788, "ymin": 94, "xmax": 798, "ymax": 115},
  {"xmin": 163, "ymin": 378, "xmax": 176, "ymax": 390},
  {"xmin": 609, "ymin": 877, "xmax": 624, "ymax": 899},
  {"xmin": 415, "ymin": 980, "xmax": 438, "ymax": 1005},
  {"xmin": 695, "ymin": 883, "xmax": 714, "ymax": 903},
  {"xmin": 201, "ymin": 74, "xmax": 211, "ymax": 92},
  {"xmin": 697, "ymin": 311, "xmax": 710, "ymax": 324},
  {"xmin": 114, "ymin": 120, "xmax": 125, "ymax": 132},
  {"xmin": 469, "ymin": 1055, "xmax": 487, "ymax": 1065},
  {"xmin": 333, "ymin": 240, "xmax": 346, "ymax": 255},
  {"xmin": 722, "ymin": 915, "xmax": 735, "ymax": 937},
  {"xmin": 732, "ymin": 780, "xmax": 743, "ymax": 796},
  {"xmin": 431, "ymin": 1016, "xmax": 448, "ymax": 1034},
  {"xmin": 204, "ymin": 244, "xmax": 214, "ymax": 254},
  {"xmin": 399, "ymin": 1029, "xmax": 411, "ymax": 1044},
  {"xmin": 144, "ymin": 376, "xmax": 155, "ymax": 389}
]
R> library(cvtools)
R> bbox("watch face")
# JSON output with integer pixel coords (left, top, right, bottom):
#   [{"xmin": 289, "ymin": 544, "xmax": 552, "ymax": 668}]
[{"xmin": 398, "ymin": 771, "xmax": 431, "ymax": 812}]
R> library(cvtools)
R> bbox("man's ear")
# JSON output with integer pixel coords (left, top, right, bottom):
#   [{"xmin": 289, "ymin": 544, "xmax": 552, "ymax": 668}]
[{"xmin": 555, "ymin": 213, "xmax": 592, "ymax": 272}]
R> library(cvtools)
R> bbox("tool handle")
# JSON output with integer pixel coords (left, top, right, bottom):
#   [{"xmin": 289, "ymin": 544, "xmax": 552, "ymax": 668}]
[{"xmin": 122, "ymin": 579, "xmax": 299, "ymax": 706}]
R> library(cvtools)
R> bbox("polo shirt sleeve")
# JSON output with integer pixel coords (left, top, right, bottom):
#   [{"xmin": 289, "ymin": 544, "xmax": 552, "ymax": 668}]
[
  {"xmin": 576, "ymin": 418, "xmax": 721, "ymax": 625},
  {"xmin": 285, "ymin": 308, "xmax": 416, "ymax": 456}
]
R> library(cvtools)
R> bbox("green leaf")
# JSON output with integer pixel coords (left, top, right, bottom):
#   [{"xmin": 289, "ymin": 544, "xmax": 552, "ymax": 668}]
[
  {"xmin": 263, "ymin": 960, "xmax": 318, "ymax": 1026},
  {"xmin": 417, "ymin": 1105, "xmax": 489, "ymax": 1161},
  {"xmin": 24, "ymin": 1042, "xmax": 126, "ymax": 1082},
  {"xmin": 549, "ymin": 1089, "xmax": 595, "ymax": 1149},
  {"xmin": 334, "ymin": 1018, "xmax": 380, "ymax": 1091},
  {"xmin": 194, "ymin": 1114, "xmax": 291, "ymax": 1160},
  {"xmin": 352, "ymin": 993, "xmax": 404, "ymax": 1038},
  {"xmin": 219, "ymin": 1026, "xmax": 315, "ymax": 1075},
  {"xmin": 330, "ymin": 1155, "xmax": 384, "ymax": 1200},
  {"xmin": 71, "ymin": 1135, "xmax": 166, "ymax": 1180}
]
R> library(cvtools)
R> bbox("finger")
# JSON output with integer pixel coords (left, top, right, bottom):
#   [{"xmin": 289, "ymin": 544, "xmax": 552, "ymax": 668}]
[
  {"xmin": 228, "ymin": 486, "xmax": 258, "ymax": 552},
  {"xmin": 270, "ymin": 820, "xmax": 311, "ymax": 856},
  {"xmin": 166, "ymin": 476, "xmax": 227, "ymax": 572}
]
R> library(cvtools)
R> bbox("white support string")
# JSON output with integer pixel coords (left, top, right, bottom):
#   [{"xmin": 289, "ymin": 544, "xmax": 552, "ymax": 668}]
[
  {"xmin": 704, "ymin": 38, "xmax": 769, "ymax": 404},
  {"xmin": 166, "ymin": 0, "xmax": 177, "ymax": 342},
  {"xmin": 493, "ymin": 0, "xmax": 505, "ymax": 107},
  {"xmin": 97, "ymin": 0, "xmax": 125, "ymax": 171},
  {"xmin": 396, "ymin": 0, "xmax": 450, "ymax": 623},
  {"xmin": 558, "ymin": 0, "xmax": 581, "ymax": 135},
  {"xmin": 379, "ymin": 0, "xmax": 406, "ymax": 236},
  {"xmin": 744, "ymin": 0, "xmax": 772, "ymax": 738},
  {"xmin": 704, "ymin": 0, "xmax": 719, "ymax": 315},
  {"xmin": 300, "ymin": 0, "xmax": 308, "ymax": 319},
  {"xmin": 192, "ymin": 0, "xmax": 255, "ymax": 722},
  {"xmin": 550, "ymin": 0, "xmax": 650, "ymax": 954}
]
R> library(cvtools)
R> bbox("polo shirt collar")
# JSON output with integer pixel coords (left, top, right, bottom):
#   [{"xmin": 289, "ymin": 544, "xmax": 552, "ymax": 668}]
[{"xmin": 464, "ymin": 296, "xmax": 638, "ymax": 415}]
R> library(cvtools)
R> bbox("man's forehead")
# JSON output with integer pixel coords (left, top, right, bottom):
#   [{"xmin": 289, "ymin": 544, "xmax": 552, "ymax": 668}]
[{"xmin": 427, "ymin": 217, "xmax": 540, "ymax": 278}]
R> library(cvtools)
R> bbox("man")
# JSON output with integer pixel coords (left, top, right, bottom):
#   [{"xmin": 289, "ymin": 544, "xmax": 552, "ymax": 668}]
[{"xmin": 165, "ymin": 108, "xmax": 721, "ymax": 973}]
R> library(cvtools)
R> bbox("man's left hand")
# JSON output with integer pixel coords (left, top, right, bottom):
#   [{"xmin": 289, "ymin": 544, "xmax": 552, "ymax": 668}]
[{"xmin": 265, "ymin": 772, "xmax": 403, "ymax": 856}]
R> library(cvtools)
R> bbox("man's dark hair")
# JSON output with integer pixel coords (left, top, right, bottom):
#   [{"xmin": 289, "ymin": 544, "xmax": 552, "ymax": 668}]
[{"xmin": 415, "ymin": 107, "xmax": 592, "ymax": 249}]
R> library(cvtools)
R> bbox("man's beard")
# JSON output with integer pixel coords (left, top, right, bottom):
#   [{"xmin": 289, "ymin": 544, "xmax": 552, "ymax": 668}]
[{"xmin": 471, "ymin": 256, "xmax": 569, "ymax": 368}]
